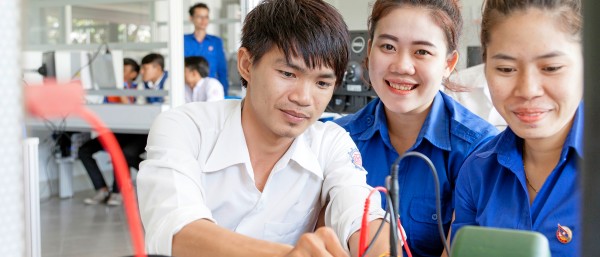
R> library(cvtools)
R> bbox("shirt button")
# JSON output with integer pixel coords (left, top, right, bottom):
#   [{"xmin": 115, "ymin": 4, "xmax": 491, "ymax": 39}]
[
  {"xmin": 366, "ymin": 117, "xmax": 374, "ymax": 125},
  {"xmin": 432, "ymin": 214, "xmax": 438, "ymax": 221}
]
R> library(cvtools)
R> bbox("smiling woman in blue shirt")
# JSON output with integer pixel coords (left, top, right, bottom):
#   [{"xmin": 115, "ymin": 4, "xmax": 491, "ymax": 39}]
[
  {"xmin": 451, "ymin": 1, "xmax": 583, "ymax": 257},
  {"xmin": 333, "ymin": 0, "xmax": 498, "ymax": 256}
]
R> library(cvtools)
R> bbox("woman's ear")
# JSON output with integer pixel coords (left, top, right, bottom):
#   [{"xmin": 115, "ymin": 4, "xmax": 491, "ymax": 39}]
[{"xmin": 444, "ymin": 50, "xmax": 459, "ymax": 78}]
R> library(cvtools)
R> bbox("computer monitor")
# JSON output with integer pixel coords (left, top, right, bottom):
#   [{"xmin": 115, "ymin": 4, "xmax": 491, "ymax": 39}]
[
  {"xmin": 89, "ymin": 52, "xmax": 118, "ymax": 90},
  {"xmin": 39, "ymin": 51, "xmax": 56, "ymax": 78}
]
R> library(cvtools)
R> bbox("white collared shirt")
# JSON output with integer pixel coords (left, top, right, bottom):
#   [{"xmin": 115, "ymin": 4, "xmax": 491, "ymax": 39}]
[
  {"xmin": 137, "ymin": 100, "xmax": 385, "ymax": 255},
  {"xmin": 146, "ymin": 73, "xmax": 165, "ymax": 90},
  {"xmin": 184, "ymin": 77, "xmax": 225, "ymax": 103}
]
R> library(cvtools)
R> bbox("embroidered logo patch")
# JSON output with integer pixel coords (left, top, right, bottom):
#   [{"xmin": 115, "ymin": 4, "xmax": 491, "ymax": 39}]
[
  {"xmin": 556, "ymin": 223, "xmax": 573, "ymax": 244},
  {"xmin": 348, "ymin": 148, "xmax": 363, "ymax": 170}
]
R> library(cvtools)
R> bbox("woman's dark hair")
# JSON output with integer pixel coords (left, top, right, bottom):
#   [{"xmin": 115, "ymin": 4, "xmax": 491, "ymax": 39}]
[
  {"xmin": 480, "ymin": 0, "xmax": 582, "ymax": 61},
  {"xmin": 369, "ymin": 0, "xmax": 462, "ymax": 54}
]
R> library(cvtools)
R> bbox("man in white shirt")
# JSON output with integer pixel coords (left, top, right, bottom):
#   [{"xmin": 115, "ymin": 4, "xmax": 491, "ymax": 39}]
[
  {"xmin": 137, "ymin": 0, "xmax": 400, "ymax": 256},
  {"xmin": 184, "ymin": 56, "xmax": 224, "ymax": 103}
]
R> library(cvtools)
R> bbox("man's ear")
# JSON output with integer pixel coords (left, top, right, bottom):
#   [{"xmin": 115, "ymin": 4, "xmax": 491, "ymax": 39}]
[{"xmin": 238, "ymin": 47, "xmax": 252, "ymax": 86}]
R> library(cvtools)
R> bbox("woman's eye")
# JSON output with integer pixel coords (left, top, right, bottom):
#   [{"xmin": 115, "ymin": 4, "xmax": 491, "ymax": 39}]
[
  {"xmin": 415, "ymin": 49, "xmax": 430, "ymax": 56},
  {"xmin": 381, "ymin": 44, "xmax": 395, "ymax": 51}
]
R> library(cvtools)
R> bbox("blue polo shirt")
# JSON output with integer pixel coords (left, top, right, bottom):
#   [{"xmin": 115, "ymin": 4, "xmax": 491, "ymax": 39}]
[
  {"xmin": 334, "ymin": 91, "xmax": 498, "ymax": 257},
  {"xmin": 452, "ymin": 104, "xmax": 583, "ymax": 257},
  {"xmin": 184, "ymin": 33, "xmax": 229, "ymax": 95}
]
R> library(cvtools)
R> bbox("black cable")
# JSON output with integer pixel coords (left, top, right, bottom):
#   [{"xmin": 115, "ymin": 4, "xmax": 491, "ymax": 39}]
[
  {"xmin": 43, "ymin": 154, "xmax": 56, "ymax": 199},
  {"xmin": 391, "ymin": 151, "xmax": 450, "ymax": 255},
  {"xmin": 361, "ymin": 193, "xmax": 392, "ymax": 257},
  {"xmin": 386, "ymin": 176, "xmax": 400, "ymax": 257},
  {"xmin": 70, "ymin": 42, "xmax": 108, "ymax": 80}
]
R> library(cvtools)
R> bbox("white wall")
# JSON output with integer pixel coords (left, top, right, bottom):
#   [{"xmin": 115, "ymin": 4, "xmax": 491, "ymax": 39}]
[
  {"xmin": 460, "ymin": 0, "xmax": 485, "ymax": 69},
  {"xmin": 325, "ymin": 0, "xmax": 372, "ymax": 31}
]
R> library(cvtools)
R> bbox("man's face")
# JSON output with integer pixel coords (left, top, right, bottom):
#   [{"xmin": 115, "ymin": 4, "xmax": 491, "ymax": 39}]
[
  {"xmin": 141, "ymin": 63, "xmax": 162, "ymax": 83},
  {"xmin": 238, "ymin": 46, "xmax": 337, "ymax": 140},
  {"xmin": 190, "ymin": 7, "xmax": 209, "ymax": 32},
  {"xmin": 123, "ymin": 64, "xmax": 138, "ymax": 83},
  {"xmin": 184, "ymin": 67, "xmax": 199, "ymax": 87}
]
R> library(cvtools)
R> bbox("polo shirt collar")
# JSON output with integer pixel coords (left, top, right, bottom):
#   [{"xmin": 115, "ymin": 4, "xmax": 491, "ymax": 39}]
[
  {"xmin": 495, "ymin": 102, "xmax": 584, "ymax": 175},
  {"xmin": 418, "ymin": 92, "xmax": 452, "ymax": 151}
]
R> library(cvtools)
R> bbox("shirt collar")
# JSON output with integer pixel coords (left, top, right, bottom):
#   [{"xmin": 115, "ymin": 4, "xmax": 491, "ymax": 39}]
[
  {"xmin": 494, "ymin": 102, "xmax": 584, "ymax": 173},
  {"xmin": 193, "ymin": 78, "xmax": 206, "ymax": 92},
  {"xmin": 565, "ymin": 102, "xmax": 584, "ymax": 158},
  {"xmin": 148, "ymin": 73, "xmax": 166, "ymax": 89},
  {"xmin": 275, "ymin": 131, "xmax": 324, "ymax": 179},
  {"xmin": 358, "ymin": 99, "xmax": 388, "ymax": 141},
  {"xmin": 417, "ymin": 92, "xmax": 451, "ymax": 151},
  {"xmin": 204, "ymin": 101, "xmax": 250, "ymax": 172},
  {"xmin": 355, "ymin": 92, "xmax": 451, "ymax": 151},
  {"xmin": 203, "ymin": 101, "xmax": 323, "ymax": 179},
  {"xmin": 493, "ymin": 128, "xmax": 523, "ymax": 173}
]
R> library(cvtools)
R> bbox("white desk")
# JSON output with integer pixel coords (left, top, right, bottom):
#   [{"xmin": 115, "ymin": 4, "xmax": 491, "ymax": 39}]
[
  {"xmin": 27, "ymin": 104, "xmax": 168, "ymax": 198},
  {"xmin": 27, "ymin": 104, "xmax": 168, "ymax": 134}
]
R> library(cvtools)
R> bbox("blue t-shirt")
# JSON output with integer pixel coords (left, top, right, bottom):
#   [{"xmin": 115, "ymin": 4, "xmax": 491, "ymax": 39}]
[
  {"xmin": 452, "ymin": 103, "xmax": 583, "ymax": 257},
  {"xmin": 334, "ymin": 91, "xmax": 498, "ymax": 257},
  {"xmin": 184, "ymin": 33, "xmax": 229, "ymax": 95}
]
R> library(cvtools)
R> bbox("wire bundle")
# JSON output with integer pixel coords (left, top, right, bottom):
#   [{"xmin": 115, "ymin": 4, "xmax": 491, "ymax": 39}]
[{"xmin": 358, "ymin": 151, "xmax": 449, "ymax": 257}]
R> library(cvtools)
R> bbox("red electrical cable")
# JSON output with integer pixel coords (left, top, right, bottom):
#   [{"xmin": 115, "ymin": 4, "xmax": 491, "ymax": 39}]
[
  {"xmin": 397, "ymin": 218, "xmax": 412, "ymax": 257},
  {"xmin": 359, "ymin": 186, "xmax": 388, "ymax": 257},
  {"xmin": 78, "ymin": 108, "xmax": 146, "ymax": 257},
  {"xmin": 25, "ymin": 81, "xmax": 147, "ymax": 257}
]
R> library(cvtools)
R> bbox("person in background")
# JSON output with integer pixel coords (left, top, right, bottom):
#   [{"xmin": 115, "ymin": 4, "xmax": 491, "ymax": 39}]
[
  {"xmin": 333, "ymin": 0, "xmax": 498, "ymax": 256},
  {"xmin": 137, "ymin": 0, "xmax": 403, "ymax": 256},
  {"xmin": 79, "ymin": 58, "xmax": 147, "ymax": 206},
  {"xmin": 105, "ymin": 57, "xmax": 139, "ymax": 104},
  {"xmin": 184, "ymin": 2, "xmax": 229, "ymax": 96},
  {"xmin": 184, "ymin": 56, "xmax": 224, "ymax": 103},
  {"xmin": 140, "ymin": 53, "xmax": 168, "ymax": 104},
  {"xmin": 451, "ymin": 0, "xmax": 583, "ymax": 256}
]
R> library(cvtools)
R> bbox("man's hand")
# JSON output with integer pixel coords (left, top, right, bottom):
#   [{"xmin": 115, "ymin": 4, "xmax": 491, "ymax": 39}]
[{"xmin": 286, "ymin": 227, "xmax": 349, "ymax": 257}]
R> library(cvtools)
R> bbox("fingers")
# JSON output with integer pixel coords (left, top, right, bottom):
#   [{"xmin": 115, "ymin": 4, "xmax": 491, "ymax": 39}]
[
  {"xmin": 286, "ymin": 227, "xmax": 349, "ymax": 257},
  {"xmin": 315, "ymin": 227, "xmax": 348, "ymax": 257}
]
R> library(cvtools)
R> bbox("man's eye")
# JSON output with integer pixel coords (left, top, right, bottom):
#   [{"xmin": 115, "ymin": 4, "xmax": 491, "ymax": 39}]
[{"xmin": 279, "ymin": 70, "xmax": 295, "ymax": 78}]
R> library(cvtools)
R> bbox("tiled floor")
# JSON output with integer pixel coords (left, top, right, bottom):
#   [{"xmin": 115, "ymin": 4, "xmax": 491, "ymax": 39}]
[{"xmin": 40, "ymin": 190, "xmax": 134, "ymax": 257}]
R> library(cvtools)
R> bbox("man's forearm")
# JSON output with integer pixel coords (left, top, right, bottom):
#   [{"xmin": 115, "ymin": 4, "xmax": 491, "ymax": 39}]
[
  {"xmin": 348, "ymin": 219, "xmax": 402, "ymax": 257},
  {"xmin": 173, "ymin": 219, "xmax": 293, "ymax": 257}
]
